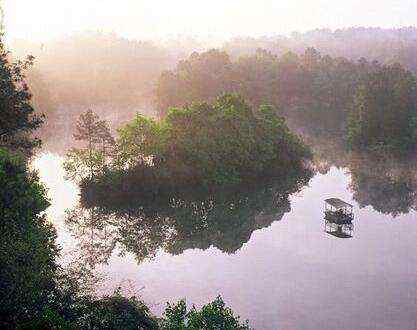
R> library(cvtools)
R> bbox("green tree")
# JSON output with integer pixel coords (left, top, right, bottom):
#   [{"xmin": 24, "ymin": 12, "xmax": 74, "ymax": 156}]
[
  {"xmin": 348, "ymin": 64, "xmax": 417, "ymax": 154},
  {"xmin": 0, "ymin": 41, "xmax": 44, "ymax": 156},
  {"xmin": 90, "ymin": 94, "xmax": 311, "ymax": 188},
  {"xmin": 116, "ymin": 113, "xmax": 167, "ymax": 168},
  {"xmin": 160, "ymin": 94, "xmax": 311, "ymax": 186},
  {"xmin": 155, "ymin": 48, "xmax": 382, "ymax": 140},
  {"xmin": 162, "ymin": 296, "xmax": 251, "ymax": 330},
  {"xmin": 156, "ymin": 50, "xmax": 236, "ymax": 117},
  {"xmin": 0, "ymin": 148, "xmax": 58, "ymax": 327},
  {"xmin": 64, "ymin": 109, "xmax": 114, "ymax": 180},
  {"xmin": 76, "ymin": 289, "xmax": 159, "ymax": 330}
]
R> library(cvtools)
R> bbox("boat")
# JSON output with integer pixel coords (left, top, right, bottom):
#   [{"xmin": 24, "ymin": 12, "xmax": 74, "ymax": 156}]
[{"xmin": 324, "ymin": 198, "xmax": 354, "ymax": 238}]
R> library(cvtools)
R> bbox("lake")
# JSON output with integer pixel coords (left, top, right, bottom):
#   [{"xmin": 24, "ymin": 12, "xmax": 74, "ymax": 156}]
[{"xmin": 33, "ymin": 152, "xmax": 417, "ymax": 330}]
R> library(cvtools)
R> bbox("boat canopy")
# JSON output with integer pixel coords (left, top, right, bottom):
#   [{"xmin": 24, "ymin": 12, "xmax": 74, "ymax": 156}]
[{"xmin": 325, "ymin": 198, "xmax": 353, "ymax": 209}]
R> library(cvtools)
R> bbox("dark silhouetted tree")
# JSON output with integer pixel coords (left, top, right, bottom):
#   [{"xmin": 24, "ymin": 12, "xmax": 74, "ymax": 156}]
[{"xmin": 0, "ymin": 40, "xmax": 44, "ymax": 156}]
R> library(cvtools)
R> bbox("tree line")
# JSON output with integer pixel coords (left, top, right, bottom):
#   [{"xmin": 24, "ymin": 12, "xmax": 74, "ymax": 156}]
[
  {"xmin": 156, "ymin": 48, "xmax": 417, "ymax": 155},
  {"xmin": 224, "ymin": 27, "xmax": 417, "ymax": 74},
  {"xmin": 12, "ymin": 27, "xmax": 417, "ymax": 153}
]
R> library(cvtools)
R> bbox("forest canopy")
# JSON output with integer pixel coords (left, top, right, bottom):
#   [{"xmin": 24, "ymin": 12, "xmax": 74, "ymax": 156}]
[
  {"xmin": 156, "ymin": 48, "xmax": 379, "ymax": 123},
  {"xmin": 156, "ymin": 48, "xmax": 417, "ymax": 155},
  {"xmin": 67, "ymin": 94, "xmax": 312, "ymax": 190},
  {"xmin": 348, "ymin": 64, "xmax": 417, "ymax": 153}
]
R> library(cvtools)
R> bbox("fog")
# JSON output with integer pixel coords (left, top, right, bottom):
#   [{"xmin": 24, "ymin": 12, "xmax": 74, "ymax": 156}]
[
  {"xmin": 5, "ymin": 0, "xmax": 417, "ymax": 42},
  {"xmin": 3, "ymin": 2, "xmax": 417, "ymax": 329},
  {"xmin": 4, "ymin": 1, "xmax": 417, "ymax": 153}
]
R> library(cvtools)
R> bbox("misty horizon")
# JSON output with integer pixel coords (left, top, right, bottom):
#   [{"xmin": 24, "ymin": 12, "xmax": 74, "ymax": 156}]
[
  {"xmin": 2, "ymin": 2, "xmax": 417, "ymax": 329},
  {"xmin": 5, "ymin": 0, "xmax": 417, "ymax": 42}
]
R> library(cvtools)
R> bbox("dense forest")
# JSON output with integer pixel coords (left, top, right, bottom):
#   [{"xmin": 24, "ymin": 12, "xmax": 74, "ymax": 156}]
[
  {"xmin": 156, "ymin": 49, "xmax": 417, "ymax": 155},
  {"xmin": 60, "ymin": 33, "xmax": 417, "ymax": 195}
]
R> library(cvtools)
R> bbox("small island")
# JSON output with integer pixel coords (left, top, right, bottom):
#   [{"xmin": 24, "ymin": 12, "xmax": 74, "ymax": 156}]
[{"xmin": 65, "ymin": 94, "xmax": 313, "ymax": 197}]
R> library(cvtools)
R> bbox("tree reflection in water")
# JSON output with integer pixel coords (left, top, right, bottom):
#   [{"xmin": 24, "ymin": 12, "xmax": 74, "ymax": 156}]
[
  {"xmin": 348, "ymin": 155, "xmax": 417, "ymax": 217},
  {"xmin": 65, "ymin": 172, "xmax": 312, "ymax": 268},
  {"xmin": 65, "ymin": 135, "xmax": 417, "ymax": 270},
  {"xmin": 307, "ymin": 132, "xmax": 417, "ymax": 217}
]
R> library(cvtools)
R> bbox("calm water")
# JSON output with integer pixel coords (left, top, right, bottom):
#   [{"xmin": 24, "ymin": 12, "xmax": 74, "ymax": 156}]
[{"xmin": 34, "ymin": 152, "xmax": 417, "ymax": 330}]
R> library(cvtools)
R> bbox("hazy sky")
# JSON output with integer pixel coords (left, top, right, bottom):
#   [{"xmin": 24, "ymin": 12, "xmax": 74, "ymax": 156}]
[{"xmin": 4, "ymin": 0, "xmax": 417, "ymax": 41}]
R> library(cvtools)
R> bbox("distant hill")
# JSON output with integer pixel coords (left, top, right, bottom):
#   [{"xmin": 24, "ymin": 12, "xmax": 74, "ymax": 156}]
[{"xmin": 223, "ymin": 27, "xmax": 417, "ymax": 73}]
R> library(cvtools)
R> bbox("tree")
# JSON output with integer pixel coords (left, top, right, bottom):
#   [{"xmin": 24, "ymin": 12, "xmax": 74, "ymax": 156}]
[
  {"xmin": 106, "ymin": 94, "xmax": 312, "ymax": 188},
  {"xmin": 155, "ymin": 48, "xmax": 381, "ymax": 138},
  {"xmin": 73, "ymin": 109, "xmax": 114, "ymax": 155},
  {"xmin": 0, "ymin": 40, "xmax": 44, "ymax": 156},
  {"xmin": 0, "ymin": 148, "xmax": 58, "ymax": 327},
  {"xmin": 156, "ymin": 50, "xmax": 236, "ymax": 117},
  {"xmin": 162, "ymin": 296, "xmax": 251, "ymax": 330},
  {"xmin": 161, "ymin": 94, "xmax": 311, "ymax": 186},
  {"xmin": 116, "ymin": 113, "xmax": 167, "ymax": 169},
  {"xmin": 76, "ymin": 289, "xmax": 159, "ymax": 330},
  {"xmin": 348, "ymin": 63, "xmax": 417, "ymax": 154},
  {"xmin": 64, "ymin": 109, "xmax": 114, "ymax": 180}
]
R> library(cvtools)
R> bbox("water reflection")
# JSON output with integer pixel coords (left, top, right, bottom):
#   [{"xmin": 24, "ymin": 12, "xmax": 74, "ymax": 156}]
[
  {"xmin": 63, "ymin": 150, "xmax": 417, "ymax": 268},
  {"xmin": 307, "ymin": 133, "xmax": 417, "ymax": 217},
  {"xmin": 32, "ymin": 148, "xmax": 417, "ymax": 329},
  {"xmin": 65, "ymin": 173, "xmax": 312, "ymax": 267},
  {"xmin": 324, "ymin": 198, "xmax": 354, "ymax": 238},
  {"xmin": 66, "ymin": 208, "xmax": 117, "ymax": 266},
  {"xmin": 348, "ymin": 155, "xmax": 417, "ymax": 217}
]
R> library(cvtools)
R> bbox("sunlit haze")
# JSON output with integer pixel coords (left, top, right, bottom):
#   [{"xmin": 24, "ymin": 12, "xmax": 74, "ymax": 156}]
[{"xmin": 5, "ymin": 0, "xmax": 417, "ymax": 42}]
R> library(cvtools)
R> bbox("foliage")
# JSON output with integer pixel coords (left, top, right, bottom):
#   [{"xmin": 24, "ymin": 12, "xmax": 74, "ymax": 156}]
[
  {"xmin": 1, "ymin": 36, "xmax": 252, "ymax": 329},
  {"xmin": 0, "ymin": 40, "xmax": 44, "ymax": 156},
  {"xmin": 224, "ymin": 27, "xmax": 417, "ymax": 74},
  {"xmin": 348, "ymin": 64, "xmax": 417, "ymax": 154},
  {"xmin": 0, "ymin": 147, "xmax": 252, "ymax": 327},
  {"xmin": 155, "ymin": 48, "xmax": 378, "ymax": 132},
  {"xmin": 0, "ymin": 121, "xmax": 158, "ymax": 329},
  {"xmin": 156, "ymin": 50, "xmax": 235, "ymax": 117},
  {"xmin": 162, "ymin": 296, "xmax": 251, "ymax": 330},
  {"xmin": 107, "ymin": 94, "xmax": 312, "ymax": 188},
  {"xmin": 12, "ymin": 27, "xmax": 417, "ymax": 151},
  {"xmin": 157, "ymin": 48, "xmax": 417, "ymax": 156},
  {"xmin": 0, "ymin": 148, "xmax": 58, "ymax": 327},
  {"xmin": 64, "ymin": 109, "xmax": 114, "ymax": 180},
  {"xmin": 64, "ymin": 148, "xmax": 106, "ymax": 182},
  {"xmin": 75, "ymin": 290, "xmax": 159, "ymax": 330},
  {"xmin": 115, "ymin": 113, "xmax": 167, "ymax": 168}
]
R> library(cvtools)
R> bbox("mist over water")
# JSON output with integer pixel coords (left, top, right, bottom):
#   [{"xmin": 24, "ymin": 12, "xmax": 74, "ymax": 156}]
[
  {"xmin": 5, "ymin": 1, "xmax": 417, "ymax": 327},
  {"xmin": 32, "ymin": 142, "xmax": 417, "ymax": 330}
]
